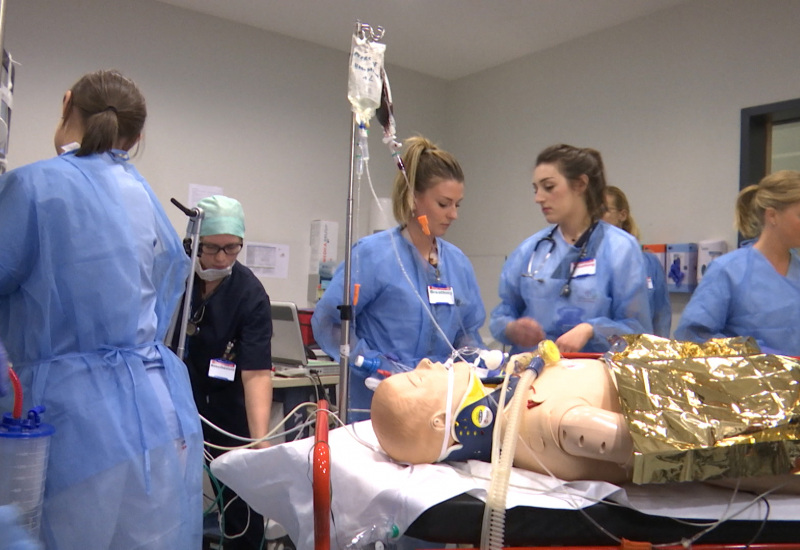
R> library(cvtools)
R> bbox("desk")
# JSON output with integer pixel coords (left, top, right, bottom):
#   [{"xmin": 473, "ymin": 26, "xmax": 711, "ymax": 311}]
[
  {"xmin": 272, "ymin": 373, "xmax": 339, "ymax": 389},
  {"xmin": 272, "ymin": 372, "xmax": 338, "ymax": 439}
]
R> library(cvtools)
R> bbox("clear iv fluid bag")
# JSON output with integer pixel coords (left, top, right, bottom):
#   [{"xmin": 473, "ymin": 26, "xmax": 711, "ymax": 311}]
[{"xmin": 348, "ymin": 34, "xmax": 385, "ymax": 126}]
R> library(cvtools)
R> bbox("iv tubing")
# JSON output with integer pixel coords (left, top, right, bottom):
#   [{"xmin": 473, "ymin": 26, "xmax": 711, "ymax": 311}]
[{"xmin": 8, "ymin": 365, "xmax": 22, "ymax": 419}]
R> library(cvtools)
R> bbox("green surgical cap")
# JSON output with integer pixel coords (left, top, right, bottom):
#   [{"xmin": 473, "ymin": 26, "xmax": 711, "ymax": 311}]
[{"xmin": 198, "ymin": 195, "xmax": 246, "ymax": 238}]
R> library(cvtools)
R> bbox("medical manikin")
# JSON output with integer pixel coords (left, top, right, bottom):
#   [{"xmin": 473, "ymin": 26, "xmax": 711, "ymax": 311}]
[
  {"xmin": 371, "ymin": 352, "xmax": 800, "ymax": 494},
  {"xmin": 371, "ymin": 353, "xmax": 633, "ymax": 484}
]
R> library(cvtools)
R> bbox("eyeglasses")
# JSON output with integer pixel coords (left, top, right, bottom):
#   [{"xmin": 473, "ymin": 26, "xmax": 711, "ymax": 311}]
[{"xmin": 199, "ymin": 242, "xmax": 243, "ymax": 256}]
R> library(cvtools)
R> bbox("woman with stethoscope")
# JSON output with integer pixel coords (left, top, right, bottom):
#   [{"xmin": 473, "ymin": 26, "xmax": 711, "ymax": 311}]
[{"xmin": 489, "ymin": 144, "xmax": 653, "ymax": 354}]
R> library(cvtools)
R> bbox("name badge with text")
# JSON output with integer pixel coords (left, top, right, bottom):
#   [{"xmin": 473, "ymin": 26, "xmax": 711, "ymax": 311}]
[
  {"xmin": 209, "ymin": 358, "xmax": 236, "ymax": 381},
  {"xmin": 428, "ymin": 284, "xmax": 455, "ymax": 305},
  {"xmin": 571, "ymin": 258, "xmax": 596, "ymax": 278}
]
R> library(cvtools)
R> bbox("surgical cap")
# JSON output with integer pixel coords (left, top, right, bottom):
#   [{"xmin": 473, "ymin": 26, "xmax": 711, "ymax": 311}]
[{"xmin": 198, "ymin": 195, "xmax": 245, "ymax": 238}]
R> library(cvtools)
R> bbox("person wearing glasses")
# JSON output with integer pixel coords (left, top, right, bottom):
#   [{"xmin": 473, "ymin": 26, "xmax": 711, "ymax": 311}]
[
  {"xmin": 489, "ymin": 144, "xmax": 652, "ymax": 354},
  {"xmin": 603, "ymin": 185, "xmax": 672, "ymax": 338},
  {"xmin": 172, "ymin": 194, "xmax": 272, "ymax": 550},
  {"xmin": 0, "ymin": 70, "xmax": 202, "ymax": 548}
]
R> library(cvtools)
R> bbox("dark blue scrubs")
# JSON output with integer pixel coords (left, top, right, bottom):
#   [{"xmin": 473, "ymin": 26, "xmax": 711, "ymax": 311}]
[{"xmin": 173, "ymin": 260, "xmax": 272, "ymax": 549}]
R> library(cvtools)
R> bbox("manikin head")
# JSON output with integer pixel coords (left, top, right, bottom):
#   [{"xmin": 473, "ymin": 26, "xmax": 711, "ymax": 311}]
[{"xmin": 371, "ymin": 359, "xmax": 471, "ymax": 464}]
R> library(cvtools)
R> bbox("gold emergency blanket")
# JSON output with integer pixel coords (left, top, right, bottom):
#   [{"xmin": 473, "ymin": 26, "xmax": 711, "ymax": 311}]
[{"xmin": 606, "ymin": 335, "xmax": 800, "ymax": 484}]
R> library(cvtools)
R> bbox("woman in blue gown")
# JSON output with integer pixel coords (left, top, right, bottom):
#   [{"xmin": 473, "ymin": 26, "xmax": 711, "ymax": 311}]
[
  {"xmin": 0, "ymin": 70, "xmax": 202, "ymax": 548},
  {"xmin": 312, "ymin": 136, "xmax": 485, "ymax": 422},
  {"xmin": 490, "ymin": 144, "xmax": 652, "ymax": 354},
  {"xmin": 675, "ymin": 170, "xmax": 800, "ymax": 355}
]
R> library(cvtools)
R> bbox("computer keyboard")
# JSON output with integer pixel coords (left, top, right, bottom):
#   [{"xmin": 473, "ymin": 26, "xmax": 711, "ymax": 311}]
[{"xmin": 274, "ymin": 366, "xmax": 309, "ymax": 378}]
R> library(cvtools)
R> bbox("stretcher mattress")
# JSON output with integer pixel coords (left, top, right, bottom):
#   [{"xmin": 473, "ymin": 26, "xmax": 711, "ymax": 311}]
[{"xmin": 210, "ymin": 421, "xmax": 800, "ymax": 550}]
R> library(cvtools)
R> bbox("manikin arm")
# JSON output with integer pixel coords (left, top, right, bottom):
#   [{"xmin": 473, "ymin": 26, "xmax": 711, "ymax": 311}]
[{"xmin": 553, "ymin": 405, "xmax": 633, "ymax": 466}]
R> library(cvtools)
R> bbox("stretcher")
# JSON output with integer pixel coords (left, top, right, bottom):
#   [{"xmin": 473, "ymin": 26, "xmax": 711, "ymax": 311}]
[{"xmin": 210, "ymin": 419, "xmax": 800, "ymax": 550}]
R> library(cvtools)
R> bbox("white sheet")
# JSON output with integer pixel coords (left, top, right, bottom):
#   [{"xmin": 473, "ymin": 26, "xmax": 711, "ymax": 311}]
[{"xmin": 210, "ymin": 421, "xmax": 800, "ymax": 550}]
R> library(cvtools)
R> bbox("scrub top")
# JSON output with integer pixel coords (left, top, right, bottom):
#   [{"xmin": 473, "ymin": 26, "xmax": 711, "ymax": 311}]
[
  {"xmin": 174, "ymin": 260, "xmax": 272, "ymax": 448},
  {"xmin": 0, "ymin": 150, "xmax": 202, "ymax": 549},
  {"xmin": 490, "ymin": 221, "xmax": 653, "ymax": 354},
  {"xmin": 312, "ymin": 226, "xmax": 486, "ymax": 421},
  {"xmin": 674, "ymin": 245, "xmax": 800, "ymax": 356}
]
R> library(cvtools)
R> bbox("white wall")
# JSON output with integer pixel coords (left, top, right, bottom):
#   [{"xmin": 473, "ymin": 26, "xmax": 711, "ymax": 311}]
[
  {"xmin": 3, "ymin": 0, "xmax": 448, "ymax": 307},
  {"xmin": 444, "ymin": 0, "xmax": 800, "ymax": 336},
  {"xmin": 5, "ymin": 0, "xmax": 800, "ymax": 337}
]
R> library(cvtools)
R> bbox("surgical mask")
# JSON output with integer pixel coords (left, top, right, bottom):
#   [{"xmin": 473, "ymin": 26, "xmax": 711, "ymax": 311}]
[{"xmin": 195, "ymin": 258, "xmax": 232, "ymax": 281}]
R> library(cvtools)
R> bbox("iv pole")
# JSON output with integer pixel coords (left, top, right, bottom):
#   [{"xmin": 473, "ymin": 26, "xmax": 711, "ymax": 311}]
[
  {"xmin": 338, "ymin": 21, "xmax": 384, "ymax": 424},
  {"xmin": 169, "ymin": 199, "xmax": 204, "ymax": 360}
]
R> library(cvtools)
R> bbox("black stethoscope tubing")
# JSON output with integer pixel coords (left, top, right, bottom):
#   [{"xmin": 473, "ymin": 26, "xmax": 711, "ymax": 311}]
[{"xmin": 522, "ymin": 222, "xmax": 598, "ymax": 298}]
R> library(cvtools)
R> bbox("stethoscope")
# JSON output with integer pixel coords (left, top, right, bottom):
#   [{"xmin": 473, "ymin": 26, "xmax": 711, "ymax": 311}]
[{"xmin": 522, "ymin": 222, "xmax": 598, "ymax": 298}]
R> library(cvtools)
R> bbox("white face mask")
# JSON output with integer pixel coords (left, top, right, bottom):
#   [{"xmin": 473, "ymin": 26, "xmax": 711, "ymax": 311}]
[{"xmin": 195, "ymin": 258, "xmax": 233, "ymax": 281}]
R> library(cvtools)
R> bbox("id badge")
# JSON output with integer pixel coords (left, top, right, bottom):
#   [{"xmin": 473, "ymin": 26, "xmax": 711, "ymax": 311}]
[
  {"xmin": 571, "ymin": 258, "xmax": 596, "ymax": 278},
  {"xmin": 428, "ymin": 284, "xmax": 455, "ymax": 305},
  {"xmin": 209, "ymin": 358, "xmax": 236, "ymax": 381},
  {"xmin": 646, "ymin": 276, "xmax": 654, "ymax": 289}
]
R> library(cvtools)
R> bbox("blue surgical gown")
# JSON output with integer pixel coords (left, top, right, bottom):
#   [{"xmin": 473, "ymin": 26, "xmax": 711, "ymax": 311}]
[
  {"xmin": 490, "ymin": 221, "xmax": 652, "ymax": 353},
  {"xmin": 311, "ymin": 226, "xmax": 486, "ymax": 421},
  {"xmin": 644, "ymin": 250, "xmax": 672, "ymax": 338},
  {"xmin": 674, "ymin": 245, "xmax": 800, "ymax": 356},
  {"xmin": 0, "ymin": 151, "xmax": 203, "ymax": 549}
]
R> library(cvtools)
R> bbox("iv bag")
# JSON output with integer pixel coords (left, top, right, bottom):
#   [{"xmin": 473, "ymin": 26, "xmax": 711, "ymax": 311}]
[
  {"xmin": 375, "ymin": 67, "xmax": 400, "ymax": 150},
  {"xmin": 347, "ymin": 34, "xmax": 385, "ymax": 126}
]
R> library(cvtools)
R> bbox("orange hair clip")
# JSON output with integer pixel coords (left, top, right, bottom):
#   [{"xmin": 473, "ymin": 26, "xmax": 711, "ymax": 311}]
[{"xmin": 417, "ymin": 215, "xmax": 430, "ymax": 236}]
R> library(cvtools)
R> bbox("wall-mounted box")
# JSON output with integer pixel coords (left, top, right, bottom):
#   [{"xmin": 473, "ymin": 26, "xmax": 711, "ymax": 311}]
[
  {"xmin": 666, "ymin": 243, "xmax": 698, "ymax": 293},
  {"xmin": 698, "ymin": 239, "xmax": 728, "ymax": 282},
  {"xmin": 642, "ymin": 243, "xmax": 666, "ymax": 272}
]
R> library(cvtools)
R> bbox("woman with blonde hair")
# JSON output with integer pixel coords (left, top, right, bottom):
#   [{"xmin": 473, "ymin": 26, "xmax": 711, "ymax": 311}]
[
  {"xmin": 312, "ymin": 135, "xmax": 485, "ymax": 421},
  {"xmin": 675, "ymin": 170, "xmax": 800, "ymax": 354}
]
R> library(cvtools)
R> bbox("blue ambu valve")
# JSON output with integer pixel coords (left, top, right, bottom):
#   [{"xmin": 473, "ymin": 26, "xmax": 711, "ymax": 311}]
[{"xmin": 353, "ymin": 355, "xmax": 381, "ymax": 375}]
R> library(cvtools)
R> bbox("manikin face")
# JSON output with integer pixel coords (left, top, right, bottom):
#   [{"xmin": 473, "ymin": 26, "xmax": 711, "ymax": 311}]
[
  {"xmin": 371, "ymin": 359, "xmax": 471, "ymax": 464},
  {"xmin": 198, "ymin": 234, "xmax": 242, "ymax": 270},
  {"xmin": 602, "ymin": 194, "xmax": 628, "ymax": 229},
  {"xmin": 413, "ymin": 178, "xmax": 464, "ymax": 238},
  {"xmin": 532, "ymin": 163, "xmax": 586, "ymax": 225}
]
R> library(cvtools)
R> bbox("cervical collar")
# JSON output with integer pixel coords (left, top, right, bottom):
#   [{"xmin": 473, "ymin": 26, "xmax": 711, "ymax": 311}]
[{"xmin": 440, "ymin": 371, "xmax": 521, "ymax": 462}]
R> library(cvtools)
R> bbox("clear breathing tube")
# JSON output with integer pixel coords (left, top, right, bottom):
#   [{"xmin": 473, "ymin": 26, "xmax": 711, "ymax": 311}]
[{"xmin": 480, "ymin": 340, "xmax": 561, "ymax": 550}]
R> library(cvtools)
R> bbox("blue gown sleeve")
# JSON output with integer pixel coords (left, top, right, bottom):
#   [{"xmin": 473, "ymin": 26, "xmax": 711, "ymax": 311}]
[
  {"xmin": 645, "ymin": 251, "xmax": 672, "ymax": 338},
  {"xmin": 311, "ymin": 259, "xmax": 379, "ymax": 363},
  {"xmin": 489, "ymin": 242, "xmax": 529, "ymax": 345},
  {"xmin": 674, "ymin": 260, "xmax": 731, "ymax": 343},
  {"xmin": 584, "ymin": 234, "xmax": 653, "ymax": 348}
]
